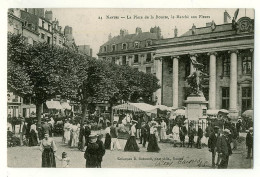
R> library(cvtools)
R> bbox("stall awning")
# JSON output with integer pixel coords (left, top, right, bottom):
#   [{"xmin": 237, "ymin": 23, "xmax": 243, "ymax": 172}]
[
  {"xmin": 46, "ymin": 101, "xmax": 63, "ymax": 109},
  {"xmin": 61, "ymin": 102, "xmax": 71, "ymax": 110},
  {"xmin": 113, "ymin": 102, "xmax": 156, "ymax": 113},
  {"xmin": 207, "ymin": 109, "xmax": 219, "ymax": 115}
]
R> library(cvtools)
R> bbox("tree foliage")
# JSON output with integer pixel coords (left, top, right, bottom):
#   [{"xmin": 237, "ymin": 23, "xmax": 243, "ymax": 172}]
[{"xmin": 8, "ymin": 33, "xmax": 160, "ymax": 123}]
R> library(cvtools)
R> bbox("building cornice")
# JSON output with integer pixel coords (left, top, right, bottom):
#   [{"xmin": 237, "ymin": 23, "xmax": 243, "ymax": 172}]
[
  {"xmin": 38, "ymin": 26, "xmax": 53, "ymax": 34},
  {"xmin": 23, "ymin": 26, "xmax": 40, "ymax": 35},
  {"xmin": 8, "ymin": 13, "xmax": 24, "ymax": 23},
  {"xmin": 97, "ymin": 47, "xmax": 156, "ymax": 56}
]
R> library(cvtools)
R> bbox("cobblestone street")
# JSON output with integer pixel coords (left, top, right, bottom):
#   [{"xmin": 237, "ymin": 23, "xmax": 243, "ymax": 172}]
[{"xmin": 7, "ymin": 135, "xmax": 252, "ymax": 168}]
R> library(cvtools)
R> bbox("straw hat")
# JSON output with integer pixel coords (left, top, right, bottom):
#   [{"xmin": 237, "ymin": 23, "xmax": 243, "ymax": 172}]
[
  {"xmin": 223, "ymin": 129, "xmax": 231, "ymax": 135},
  {"xmin": 89, "ymin": 133, "xmax": 97, "ymax": 143}
]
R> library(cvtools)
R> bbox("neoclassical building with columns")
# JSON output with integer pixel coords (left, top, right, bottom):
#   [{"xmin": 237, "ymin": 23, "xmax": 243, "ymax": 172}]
[{"xmin": 154, "ymin": 16, "xmax": 254, "ymax": 117}]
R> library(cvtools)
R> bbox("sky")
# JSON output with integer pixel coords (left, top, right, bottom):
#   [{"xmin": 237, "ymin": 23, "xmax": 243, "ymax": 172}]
[{"xmin": 40, "ymin": 8, "xmax": 254, "ymax": 57}]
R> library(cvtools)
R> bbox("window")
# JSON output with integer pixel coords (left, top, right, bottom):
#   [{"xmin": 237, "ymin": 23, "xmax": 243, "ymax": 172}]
[
  {"xmin": 104, "ymin": 46, "xmax": 107, "ymax": 52},
  {"xmin": 146, "ymin": 40, "xmax": 152, "ymax": 46},
  {"xmin": 24, "ymin": 21, "xmax": 28, "ymax": 27},
  {"xmin": 242, "ymin": 54, "xmax": 252, "ymax": 75},
  {"xmin": 146, "ymin": 67, "xmax": 151, "ymax": 73},
  {"xmin": 41, "ymin": 33, "xmax": 45, "ymax": 39},
  {"xmin": 222, "ymin": 87, "xmax": 229, "ymax": 109},
  {"xmin": 42, "ymin": 21, "xmax": 45, "ymax": 28},
  {"xmin": 24, "ymin": 37, "xmax": 28, "ymax": 44},
  {"xmin": 47, "ymin": 36, "xmax": 51, "ymax": 44},
  {"xmin": 223, "ymin": 57, "xmax": 230, "ymax": 76},
  {"xmin": 242, "ymin": 87, "xmax": 252, "ymax": 112},
  {"xmin": 31, "ymin": 24, "xmax": 35, "ymax": 31},
  {"xmin": 122, "ymin": 56, "xmax": 127, "ymax": 65},
  {"xmin": 122, "ymin": 43, "xmax": 127, "ymax": 50},
  {"xmin": 197, "ymin": 57, "xmax": 209, "ymax": 74},
  {"xmin": 185, "ymin": 59, "xmax": 191, "ymax": 78},
  {"xmin": 53, "ymin": 37, "xmax": 56, "ymax": 44},
  {"xmin": 112, "ymin": 44, "xmax": 116, "ymax": 52},
  {"xmin": 146, "ymin": 53, "xmax": 152, "ymax": 62},
  {"xmin": 23, "ymin": 97, "xmax": 30, "ymax": 105},
  {"xmin": 134, "ymin": 42, "xmax": 139, "ymax": 48},
  {"xmin": 28, "ymin": 37, "xmax": 33, "ymax": 45},
  {"xmin": 203, "ymin": 109, "xmax": 207, "ymax": 116},
  {"xmin": 48, "ymin": 24, "xmax": 51, "ymax": 31},
  {"xmin": 184, "ymin": 87, "xmax": 191, "ymax": 100},
  {"xmin": 112, "ymin": 57, "xmax": 116, "ymax": 64},
  {"xmin": 134, "ymin": 54, "xmax": 139, "ymax": 63},
  {"xmin": 14, "ymin": 28, "xmax": 19, "ymax": 35}
]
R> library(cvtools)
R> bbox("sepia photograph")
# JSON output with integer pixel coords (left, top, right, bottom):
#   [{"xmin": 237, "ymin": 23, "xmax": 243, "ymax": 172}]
[{"xmin": 6, "ymin": 7, "xmax": 254, "ymax": 169}]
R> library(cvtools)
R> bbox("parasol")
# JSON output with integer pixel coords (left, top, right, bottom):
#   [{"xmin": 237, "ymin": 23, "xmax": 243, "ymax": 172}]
[
  {"xmin": 218, "ymin": 109, "xmax": 229, "ymax": 114},
  {"xmin": 242, "ymin": 109, "xmax": 253, "ymax": 118}
]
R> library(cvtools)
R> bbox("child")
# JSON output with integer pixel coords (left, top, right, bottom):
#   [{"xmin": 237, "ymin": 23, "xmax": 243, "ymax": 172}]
[{"xmin": 55, "ymin": 152, "xmax": 70, "ymax": 168}]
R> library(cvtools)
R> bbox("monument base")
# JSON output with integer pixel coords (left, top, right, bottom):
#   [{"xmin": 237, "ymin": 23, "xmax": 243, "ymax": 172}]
[{"xmin": 184, "ymin": 95, "xmax": 208, "ymax": 121}]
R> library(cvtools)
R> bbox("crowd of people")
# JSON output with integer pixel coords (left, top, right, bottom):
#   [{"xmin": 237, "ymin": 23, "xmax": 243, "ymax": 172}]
[{"xmin": 7, "ymin": 113, "xmax": 253, "ymax": 169}]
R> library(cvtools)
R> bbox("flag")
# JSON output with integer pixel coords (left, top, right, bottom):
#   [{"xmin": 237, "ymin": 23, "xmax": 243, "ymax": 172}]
[
  {"xmin": 234, "ymin": 9, "xmax": 239, "ymax": 20},
  {"xmin": 225, "ymin": 10, "xmax": 231, "ymax": 19},
  {"xmin": 224, "ymin": 10, "xmax": 231, "ymax": 23}
]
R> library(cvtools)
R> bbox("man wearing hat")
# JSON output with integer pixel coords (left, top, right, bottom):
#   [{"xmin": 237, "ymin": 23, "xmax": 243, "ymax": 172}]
[
  {"xmin": 216, "ymin": 129, "xmax": 232, "ymax": 168},
  {"xmin": 110, "ymin": 121, "xmax": 121, "ymax": 151},
  {"xmin": 96, "ymin": 134, "xmax": 105, "ymax": 168},
  {"xmin": 246, "ymin": 127, "xmax": 253, "ymax": 159},
  {"xmin": 84, "ymin": 133, "xmax": 99, "ymax": 168},
  {"xmin": 19, "ymin": 118, "xmax": 27, "ymax": 146},
  {"xmin": 42, "ymin": 118, "xmax": 51, "ymax": 137},
  {"xmin": 208, "ymin": 126, "xmax": 220, "ymax": 168},
  {"xmin": 196, "ymin": 125, "xmax": 203, "ymax": 149},
  {"xmin": 139, "ymin": 122, "xmax": 148, "ymax": 147}
]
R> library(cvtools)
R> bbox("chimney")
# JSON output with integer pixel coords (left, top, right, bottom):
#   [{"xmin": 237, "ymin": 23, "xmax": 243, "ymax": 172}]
[
  {"xmin": 64, "ymin": 26, "xmax": 72, "ymax": 35},
  {"xmin": 120, "ymin": 29, "xmax": 128, "ymax": 36},
  {"xmin": 45, "ymin": 10, "xmax": 53, "ymax": 21},
  {"xmin": 192, "ymin": 24, "xmax": 196, "ymax": 35},
  {"xmin": 174, "ymin": 26, "xmax": 178, "ymax": 37},
  {"xmin": 135, "ymin": 27, "xmax": 142, "ymax": 34},
  {"xmin": 108, "ymin": 33, "xmax": 112, "ymax": 40}
]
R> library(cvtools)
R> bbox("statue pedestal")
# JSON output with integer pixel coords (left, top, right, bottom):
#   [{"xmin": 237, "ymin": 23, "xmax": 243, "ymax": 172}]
[{"xmin": 184, "ymin": 95, "xmax": 208, "ymax": 120}]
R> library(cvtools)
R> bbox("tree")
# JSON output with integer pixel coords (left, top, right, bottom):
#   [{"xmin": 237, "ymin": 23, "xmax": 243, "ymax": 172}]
[
  {"xmin": 7, "ymin": 33, "xmax": 88, "ymax": 125},
  {"xmin": 7, "ymin": 33, "xmax": 32, "ymax": 96}
]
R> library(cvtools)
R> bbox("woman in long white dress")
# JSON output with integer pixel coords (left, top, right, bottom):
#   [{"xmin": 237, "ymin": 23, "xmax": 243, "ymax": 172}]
[
  {"xmin": 63, "ymin": 120, "xmax": 71, "ymax": 144},
  {"xmin": 160, "ymin": 119, "xmax": 167, "ymax": 141},
  {"xmin": 172, "ymin": 124, "xmax": 180, "ymax": 147},
  {"xmin": 70, "ymin": 122, "xmax": 78, "ymax": 147}
]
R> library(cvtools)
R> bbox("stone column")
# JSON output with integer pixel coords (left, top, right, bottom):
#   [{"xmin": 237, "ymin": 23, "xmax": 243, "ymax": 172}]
[
  {"xmin": 171, "ymin": 56, "xmax": 179, "ymax": 108},
  {"xmin": 189, "ymin": 54, "xmax": 197, "ymax": 74},
  {"xmin": 155, "ymin": 57, "xmax": 163, "ymax": 105},
  {"xmin": 229, "ymin": 50, "xmax": 238, "ymax": 111},
  {"xmin": 208, "ymin": 52, "xmax": 217, "ymax": 109},
  {"xmin": 250, "ymin": 49, "xmax": 254, "ymax": 109}
]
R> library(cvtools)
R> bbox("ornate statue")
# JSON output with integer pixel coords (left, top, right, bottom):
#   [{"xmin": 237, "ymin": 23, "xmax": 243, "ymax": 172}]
[{"xmin": 187, "ymin": 57, "xmax": 208, "ymax": 96}]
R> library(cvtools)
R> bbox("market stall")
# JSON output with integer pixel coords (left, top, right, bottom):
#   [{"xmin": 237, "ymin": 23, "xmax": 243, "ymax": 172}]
[{"xmin": 112, "ymin": 102, "xmax": 156, "ymax": 139}]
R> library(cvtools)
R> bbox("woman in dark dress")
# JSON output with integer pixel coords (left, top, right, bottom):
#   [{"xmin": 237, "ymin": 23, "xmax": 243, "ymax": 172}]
[
  {"xmin": 147, "ymin": 122, "xmax": 160, "ymax": 152},
  {"xmin": 84, "ymin": 134, "xmax": 99, "ymax": 168},
  {"xmin": 29, "ymin": 121, "xmax": 38, "ymax": 146},
  {"xmin": 104, "ymin": 122, "xmax": 111, "ymax": 149},
  {"xmin": 40, "ymin": 133, "xmax": 57, "ymax": 168},
  {"xmin": 124, "ymin": 120, "xmax": 139, "ymax": 152}
]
